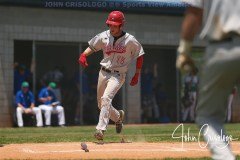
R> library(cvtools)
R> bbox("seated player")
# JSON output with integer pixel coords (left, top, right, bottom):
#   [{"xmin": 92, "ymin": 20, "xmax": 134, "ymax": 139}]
[
  {"xmin": 16, "ymin": 81, "xmax": 43, "ymax": 127},
  {"xmin": 38, "ymin": 82, "xmax": 65, "ymax": 127}
]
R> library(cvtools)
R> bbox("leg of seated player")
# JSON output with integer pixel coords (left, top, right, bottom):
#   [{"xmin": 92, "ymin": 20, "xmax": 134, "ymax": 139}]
[
  {"xmin": 16, "ymin": 107, "xmax": 24, "ymax": 127},
  {"xmin": 55, "ymin": 105, "xmax": 65, "ymax": 126},
  {"xmin": 39, "ymin": 105, "xmax": 52, "ymax": 126},
  {"xmin": 32, "ymin": 107, "xmax": 43, "ymax": 127}
]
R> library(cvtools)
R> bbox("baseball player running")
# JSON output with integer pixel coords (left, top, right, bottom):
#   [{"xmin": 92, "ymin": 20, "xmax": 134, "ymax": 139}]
[
  {"xmin": 78, "ymin": 11, "xmax": 144, "ymax": 140},
  {"xmin": 177, "ymin": 0, "xmax": 240, "ymax": 159}
]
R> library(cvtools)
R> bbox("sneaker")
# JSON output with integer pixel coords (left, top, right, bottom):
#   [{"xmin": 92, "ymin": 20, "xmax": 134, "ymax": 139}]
[
  {"xmin": 94, "ymin": 130, "xmax": 104, "ymax": 140},
  {"xmin": 116, "ymin": 110, "xmax": 125, "ymax": 134}
]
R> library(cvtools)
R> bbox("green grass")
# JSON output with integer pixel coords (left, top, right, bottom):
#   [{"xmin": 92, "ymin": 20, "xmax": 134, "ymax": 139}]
[
  {"xmin": 0, "ymin": 123, "xmax": 240, "ymax": 144},
  {"xmin": 1, "ymin": 124, "xmax": 240, "ymax": 160}
]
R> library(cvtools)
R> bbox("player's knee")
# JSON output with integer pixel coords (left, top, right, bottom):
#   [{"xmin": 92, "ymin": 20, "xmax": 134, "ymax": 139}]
[
  {"xmin": 16, "ymin": 107, "xmax": 22, "ymax": 112},
  {"xmin": 45, "ymin": 107, "xmax": 52, "ymax": 113},
  {"xmin": 58, "ymin": 106, "xmax": 64, "ymax": 112},
  {"xmin": 101, "ymin": 96, "xmax": 111, "ymax": 107},
  {"xmin": 35, "ymin": 107, "xmax": 41, "ymax": 113}
]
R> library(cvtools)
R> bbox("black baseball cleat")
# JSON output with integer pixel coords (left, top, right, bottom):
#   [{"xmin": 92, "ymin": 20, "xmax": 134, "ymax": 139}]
[
  {"xmin": 116, "ymin": 110, "xmax": 125, "ymax": 134},
  {"xmin": 94, "ymin": 130, "xmax": 104, "ymax": 140}
]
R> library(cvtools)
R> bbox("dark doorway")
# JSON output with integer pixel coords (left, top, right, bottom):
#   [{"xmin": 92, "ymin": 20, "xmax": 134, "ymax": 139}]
[
  {"xmin": 141, "ymin": 46, "xmax": 177, "ymax": 123},
  {"xmin": 35, "ymin": 41, "xmax": 79, "ymax": 125},
  {"xmin": 14, "ymin": 40, "xmax": 33, "ymax": 95}
]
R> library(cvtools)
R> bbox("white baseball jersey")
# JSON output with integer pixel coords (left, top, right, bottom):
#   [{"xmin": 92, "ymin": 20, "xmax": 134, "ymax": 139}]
[
  {"xmin": 182, "ymin": 0, "xmax": 240, "ymax": 40},
  {"xmin": 88, "ymin": 30, "xmax": 145, "ymax": 73}
]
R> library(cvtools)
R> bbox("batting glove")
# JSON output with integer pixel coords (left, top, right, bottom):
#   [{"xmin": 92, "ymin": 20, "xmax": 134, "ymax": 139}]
[
  {"xmin": 78, "ymin": 53, "xmax": 88, "ymax": 67},
  {"xmin": 130, "ymin": 73, "xmax": 140, "ymax": 86},
  {"xmin": 176, "ymin": 39, "xmax": 195, "ymax": 73}
]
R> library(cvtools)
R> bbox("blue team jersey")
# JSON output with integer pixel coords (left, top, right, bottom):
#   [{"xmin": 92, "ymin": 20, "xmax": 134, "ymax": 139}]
[
  {"xmin": 38, "ymin": 87, "xmax": 57, "ymax": 105},
  {"xmin": 15, "ymin": 90, "xmax": 35, "ymax": 108}
]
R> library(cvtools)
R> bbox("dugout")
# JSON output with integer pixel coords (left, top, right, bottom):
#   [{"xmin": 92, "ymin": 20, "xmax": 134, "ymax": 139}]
[
  {"xmin": 14, "ymin": 41, "xmax": 124, "ymax": 125},
  {"xmin": 0, "ymin": 0, "xmax": 208, "ymax": 127}
]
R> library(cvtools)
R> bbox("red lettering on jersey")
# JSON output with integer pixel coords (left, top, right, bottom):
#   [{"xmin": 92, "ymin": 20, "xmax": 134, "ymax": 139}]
[{"xmin": 105, "ymin": 44, "xmax": 126, "ymax": 55}]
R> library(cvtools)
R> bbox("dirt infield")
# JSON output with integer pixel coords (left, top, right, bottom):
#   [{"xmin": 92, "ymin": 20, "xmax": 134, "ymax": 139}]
[{"xmin": 0, "ymin": 142, "xmax": 240, "ymax": 159}]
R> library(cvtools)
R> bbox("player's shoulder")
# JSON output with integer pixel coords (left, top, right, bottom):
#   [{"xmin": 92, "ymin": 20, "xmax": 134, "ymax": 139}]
[
  {"xmin": 123, "ymin": 32, "xmax": 135, "ymax": 41},
  {"xmin": 40, "ymin": 87, "xmax": 45, "ymax": 91},
  {"xmin": 28, "ymin": 91, "xmax": 34, "ymax": 95},
  {"xmin": 16, "ymin": 90, "xmax": 22, "ymax": 96},
  {"xmin": 125, "ymin": 32, "xmax": 134, "ymax": 39},
  {"xmin": 125, "ymin": 32, "xmax": 142, "ymax": 44},
  {"xmin": 40, "ymin": 87, "xmax": 47, "ymax": 93},
  {"xmin": 97, "ymin": 30, "xmax": 110, "ymax": 38}
]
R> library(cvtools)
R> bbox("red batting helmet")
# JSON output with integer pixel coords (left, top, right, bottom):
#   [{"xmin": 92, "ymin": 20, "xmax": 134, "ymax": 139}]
[{"xmin": 106, "ymin": 11, "xmax": 125, "ymax": 26}]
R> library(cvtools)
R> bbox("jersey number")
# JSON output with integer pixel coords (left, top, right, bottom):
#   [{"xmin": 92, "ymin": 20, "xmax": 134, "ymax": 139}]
[{"xmin": 116, "ymin": 56, "xmax": 126, "ymax": 65}]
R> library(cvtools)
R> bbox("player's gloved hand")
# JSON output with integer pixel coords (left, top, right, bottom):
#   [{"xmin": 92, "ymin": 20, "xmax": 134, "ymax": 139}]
[
  {"xmin": 130, "ymin": 73, "xmax": 140, "ymax": 86},
  {"xmin": 176, "ymin": 54, "xmax": 195, "ymax": 72},
  {"xmin": 176, "ymin": 39, "xmax": 195, "ymax": 73},
  {"xmin": 78, "ymin": 53, "xmax": 88, "ymax": 67}
]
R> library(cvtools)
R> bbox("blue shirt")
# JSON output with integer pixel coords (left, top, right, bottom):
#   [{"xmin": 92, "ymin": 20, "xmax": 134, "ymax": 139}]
[
  {"xmin": 15, "ymin": 90, "xmax": 35, "ymax": 108},
  {"xmin": 38, "ymin": 87, "xmax": 57, "ymax": 105}
]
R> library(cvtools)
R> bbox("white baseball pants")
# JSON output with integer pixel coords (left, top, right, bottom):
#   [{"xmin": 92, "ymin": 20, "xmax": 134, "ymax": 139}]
[
  {"xmin": 39, "ymin": 105, "xmax": 65, "ymax": 126},
  {"xmin": 16, "ymin": 107, "xmax": 43, "ymax": 127},
  {"xmin": 196, "ymin": 39, "xmax": 240, "ymax": 160},
  {"xmin": 96, "ymin": 69, "xmax": 126, "ymax": 131}
]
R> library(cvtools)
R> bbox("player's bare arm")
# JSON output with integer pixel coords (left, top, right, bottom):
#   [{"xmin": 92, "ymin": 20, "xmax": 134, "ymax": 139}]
[
  {"xmin": 30, "ymin": 103, "xmax": 34, "ymax": 109},
  {"xmin": 176, "ymin": 6, "xmax": 203, "ymax": 72},
  {"xmin": 181, "ymin": 6, "xmax": 203, "ymax": 41}
]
